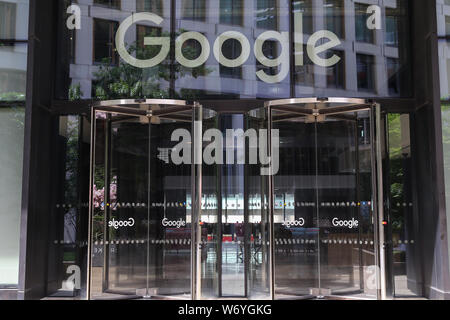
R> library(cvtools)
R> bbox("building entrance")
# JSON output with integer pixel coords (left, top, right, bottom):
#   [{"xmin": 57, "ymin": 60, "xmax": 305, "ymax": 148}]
[
  {"xmin": 87, "ymin": 98, "xmax": 383, "ymax": 300},
  {"xmin": 267, "ymin": 98, "xmax": 382, "ymax": 300}
]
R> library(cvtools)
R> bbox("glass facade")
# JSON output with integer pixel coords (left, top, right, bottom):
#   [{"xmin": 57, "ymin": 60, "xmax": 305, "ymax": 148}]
[
  {"xmin": 55, "ymin": 0, "xmax": 411, "ymax": 102},
  {"xmin": 2, "ymin": 0, "xmax": 450, "ymax": 301}
]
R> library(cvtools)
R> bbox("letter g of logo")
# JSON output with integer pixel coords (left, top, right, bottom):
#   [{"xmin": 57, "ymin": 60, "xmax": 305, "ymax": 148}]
[{"xmin": 115, "ymin": 13, "xmax": 170, "ymax": 68}]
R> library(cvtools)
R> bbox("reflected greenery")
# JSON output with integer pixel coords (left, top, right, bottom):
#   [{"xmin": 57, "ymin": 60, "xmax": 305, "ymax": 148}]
[
  {"xmin": 0, "ymin": 92, "xmax": 25, "ymax": 101},
  {"xmin": 441, "ymin": 103, "xmax": 450, "ymax": 202},
  {"xmin": 388, "ymin": 113, "xmax": 405, "ymax": 232},
  {"xmin": 92, "ymin": 29, "xmax": 211, "ymax": 100}
]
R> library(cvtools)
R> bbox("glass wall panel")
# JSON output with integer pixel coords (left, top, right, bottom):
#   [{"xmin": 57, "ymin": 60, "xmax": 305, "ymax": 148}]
[
  {"xmin": 46, "ymin": 115, "xmax": 90, "ymax": 298},
  {"xmin": 0, "ymin": 0, "xmax": 28, "ymax": 288},
  {"xmin": 385, "ymin": 113, "xmax": 421, "ymax": 298},
  {"xmin": 0, "ymin": 104, "xmax": 24, "ymax": 287},
  {"xmin": 436, "ymin": 0, "xmax": 450, "ymax": 282}
]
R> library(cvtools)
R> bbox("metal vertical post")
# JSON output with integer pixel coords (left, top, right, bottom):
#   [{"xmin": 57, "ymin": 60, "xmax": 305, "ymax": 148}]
[
  {"xmin": 87, "ymin": 106, "xmax": 97, "ymax": 300},
  {"xmin": 191, "ymin": 102, "xmax": 203, "ymax": 299},
  {"xmin": 102, "ymin": 113, "xmax": 111, "ymax": 292},
  {"xmin": 144, "ymin": 111, "xmax": 152, "ymax": 299},
  {"xmin": 267, "ymin": 105, "xmax": 275, "ymax": 300},
  {"xmin": 372, "ymin": 103, "xmax": 386, "ymax": 300}
]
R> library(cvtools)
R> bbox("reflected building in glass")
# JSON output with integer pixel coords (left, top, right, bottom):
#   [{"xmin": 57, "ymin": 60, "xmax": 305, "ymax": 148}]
[
  {"xmin": 66, "ymin": 0, "xmax": 410, "ymax": 101},
  {"xmin": 1, "ymin": 0, "xmax": 450, "ymax": 301}
]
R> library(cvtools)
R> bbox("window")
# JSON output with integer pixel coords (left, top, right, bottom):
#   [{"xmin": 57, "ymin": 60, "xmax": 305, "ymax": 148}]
[
  {"xmin": 445, "ymin": 16, "xmax": 450, "ymax": 37},
  {"xmin": 324, "ymin": 0, "xmax": 344, "ymax": 39},
  {"xmin": 356, "ymin": 54, "xmax": 375, "ymax": 91},
  {"xmin": 355, "ymin": 3, "xmax": 374, "ymax": 43},
  {"xmin": 136, "ymin": 25, "xmax": 162, "ymax": 60},
  {"xmin": 220, "ymin": 39, "xmax": 242, "ymax": 78},
  {"xmin": 387, "ymin": 58, "xmax": 401, "ymax": 96},
  {"xmin": 93, "ymin": 19, "xmax": 119, "ymax": 65},
  {"xmin": 256, "ymin": 0, "xmax": 277, "ymax": 30},
  {"xmin": 293, "ymin": 0, "xmax": 313, "ymax": 35},
  {"xmin": 326, "ymin": 50, "xmax": 345, "ymax": 89},
  {"xmin": 93, "ymin": 0, "xmax": 121, "ymax": 9},
  {"xmin": 69, "ymin": 28, "xmax": 76, "ymax": 64},
  {"xmin": 256, "ymin": 40, "xmax": 278, "ymax": 81},
  {"xmin": 295, "ymin": 45, "xmax": 314, "ymax": 86},
  {"xmin": 220, "ymin": 0, "xmax": 243, "ymax": 26},
  {"xmin": 182, "ymin": 0, "xmax": 206, "ymax": 21},
  {"xmin": 182, "ymin": 37, "xmax": 205, "ymax": 66},
  {"xmin": 136, "ymin": 0, "xmax": 163, "ymax": 16},
  {"xmin": 0, "ymin": 1, "xmax": 16, "ymax": 39},
  {"xmin": 386, "ymin": 9, "xmax": 399, "ymax": 47},
  {"xmin": 0, "ymin": 69, "xmax": 26, "ymax": 95}
]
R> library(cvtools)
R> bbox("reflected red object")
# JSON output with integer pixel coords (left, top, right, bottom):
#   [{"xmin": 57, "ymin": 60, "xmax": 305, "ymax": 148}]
[{"xmin": 222, "ymin": 235, "xmax": 233, "ymax": 242}]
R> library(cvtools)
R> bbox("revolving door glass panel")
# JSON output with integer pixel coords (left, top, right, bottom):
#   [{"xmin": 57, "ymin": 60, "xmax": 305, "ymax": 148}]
[
  {"xmin": 199, "ymin": 110, "xmax": 271, "ymax": 300},
  {"xmin": 89, "ymin": 100, "xmax": 200, "ymax": 299},
  {"xmin": 270, "ymin": 99, "xmax": 380, "ymax": 300}
]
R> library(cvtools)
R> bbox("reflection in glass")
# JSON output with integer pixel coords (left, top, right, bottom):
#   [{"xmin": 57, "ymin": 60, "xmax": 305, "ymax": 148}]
[
  {"xmin": 93, "ymin": 19, "xmax": 119, "ymax": 65},
  {"xmin": 293, "ymin": 0, "xmax": 313, "ymax": 35},
  {"xmin": 0, "ymin": 0, "xmax": 28, "ymax": 290},
  {"xmin": 386, "ymin": 113, "xmax": 421, "ymax": 297},
  {"xmin": 0, "ymin": 105, "xmax": 24, "ymax": 287},
  {"xmin": 355, "ymin": 3, "xmax": 374, "ymax": 44},
  {"xmin": 324, "ymin": 0, "xmax": 345, "ymax": 39},
  {"xmin": 136, "ymin": 0, "xmax": 163, "ymax": 15},
  {"xmin": 57, "ymin": 0, "xmax": 412, "ymax": 100},
  {"xmin": 182, "ymin": 0, "xmax": 206, "ymax": 21},
  {"xmin": 220, "ymin": 0, "xmax": 244, "ymax": 26},
  {"xmin": 247, "ymin": 107, "xmax": 271, "ymax": 300},
  {"xmin": 356, "ymin": 54, "xmax": 375, "ymax": 92},
  {"xmin": 200, "ymin": 112, "xmax": 271, "ymax": 299},
  {"xmin": 256, "ymin": 0, "xmax": 278, "ymax": 30}
]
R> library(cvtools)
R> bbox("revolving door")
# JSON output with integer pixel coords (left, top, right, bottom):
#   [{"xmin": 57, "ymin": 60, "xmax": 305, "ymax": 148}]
[
  {"xmin": 87, "ymin": 99, "xmax": 211, "ymax": 300},
  {"xmin": 267, "ymin": 98, "xmax": 383, "ymax": 300},
  {"xmin": 87, "ymin": 98, "xmax": 383, "ymax": 300}
]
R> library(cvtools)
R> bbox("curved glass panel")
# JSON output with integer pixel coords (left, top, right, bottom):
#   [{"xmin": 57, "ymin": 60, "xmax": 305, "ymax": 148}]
[
  {"xmin": 199, "ymin": 108, "xmax": 220, "ymax": 299},
  {"xmin": 198, "ymin": 104, "xmax": 271, "ymax": 300}
]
